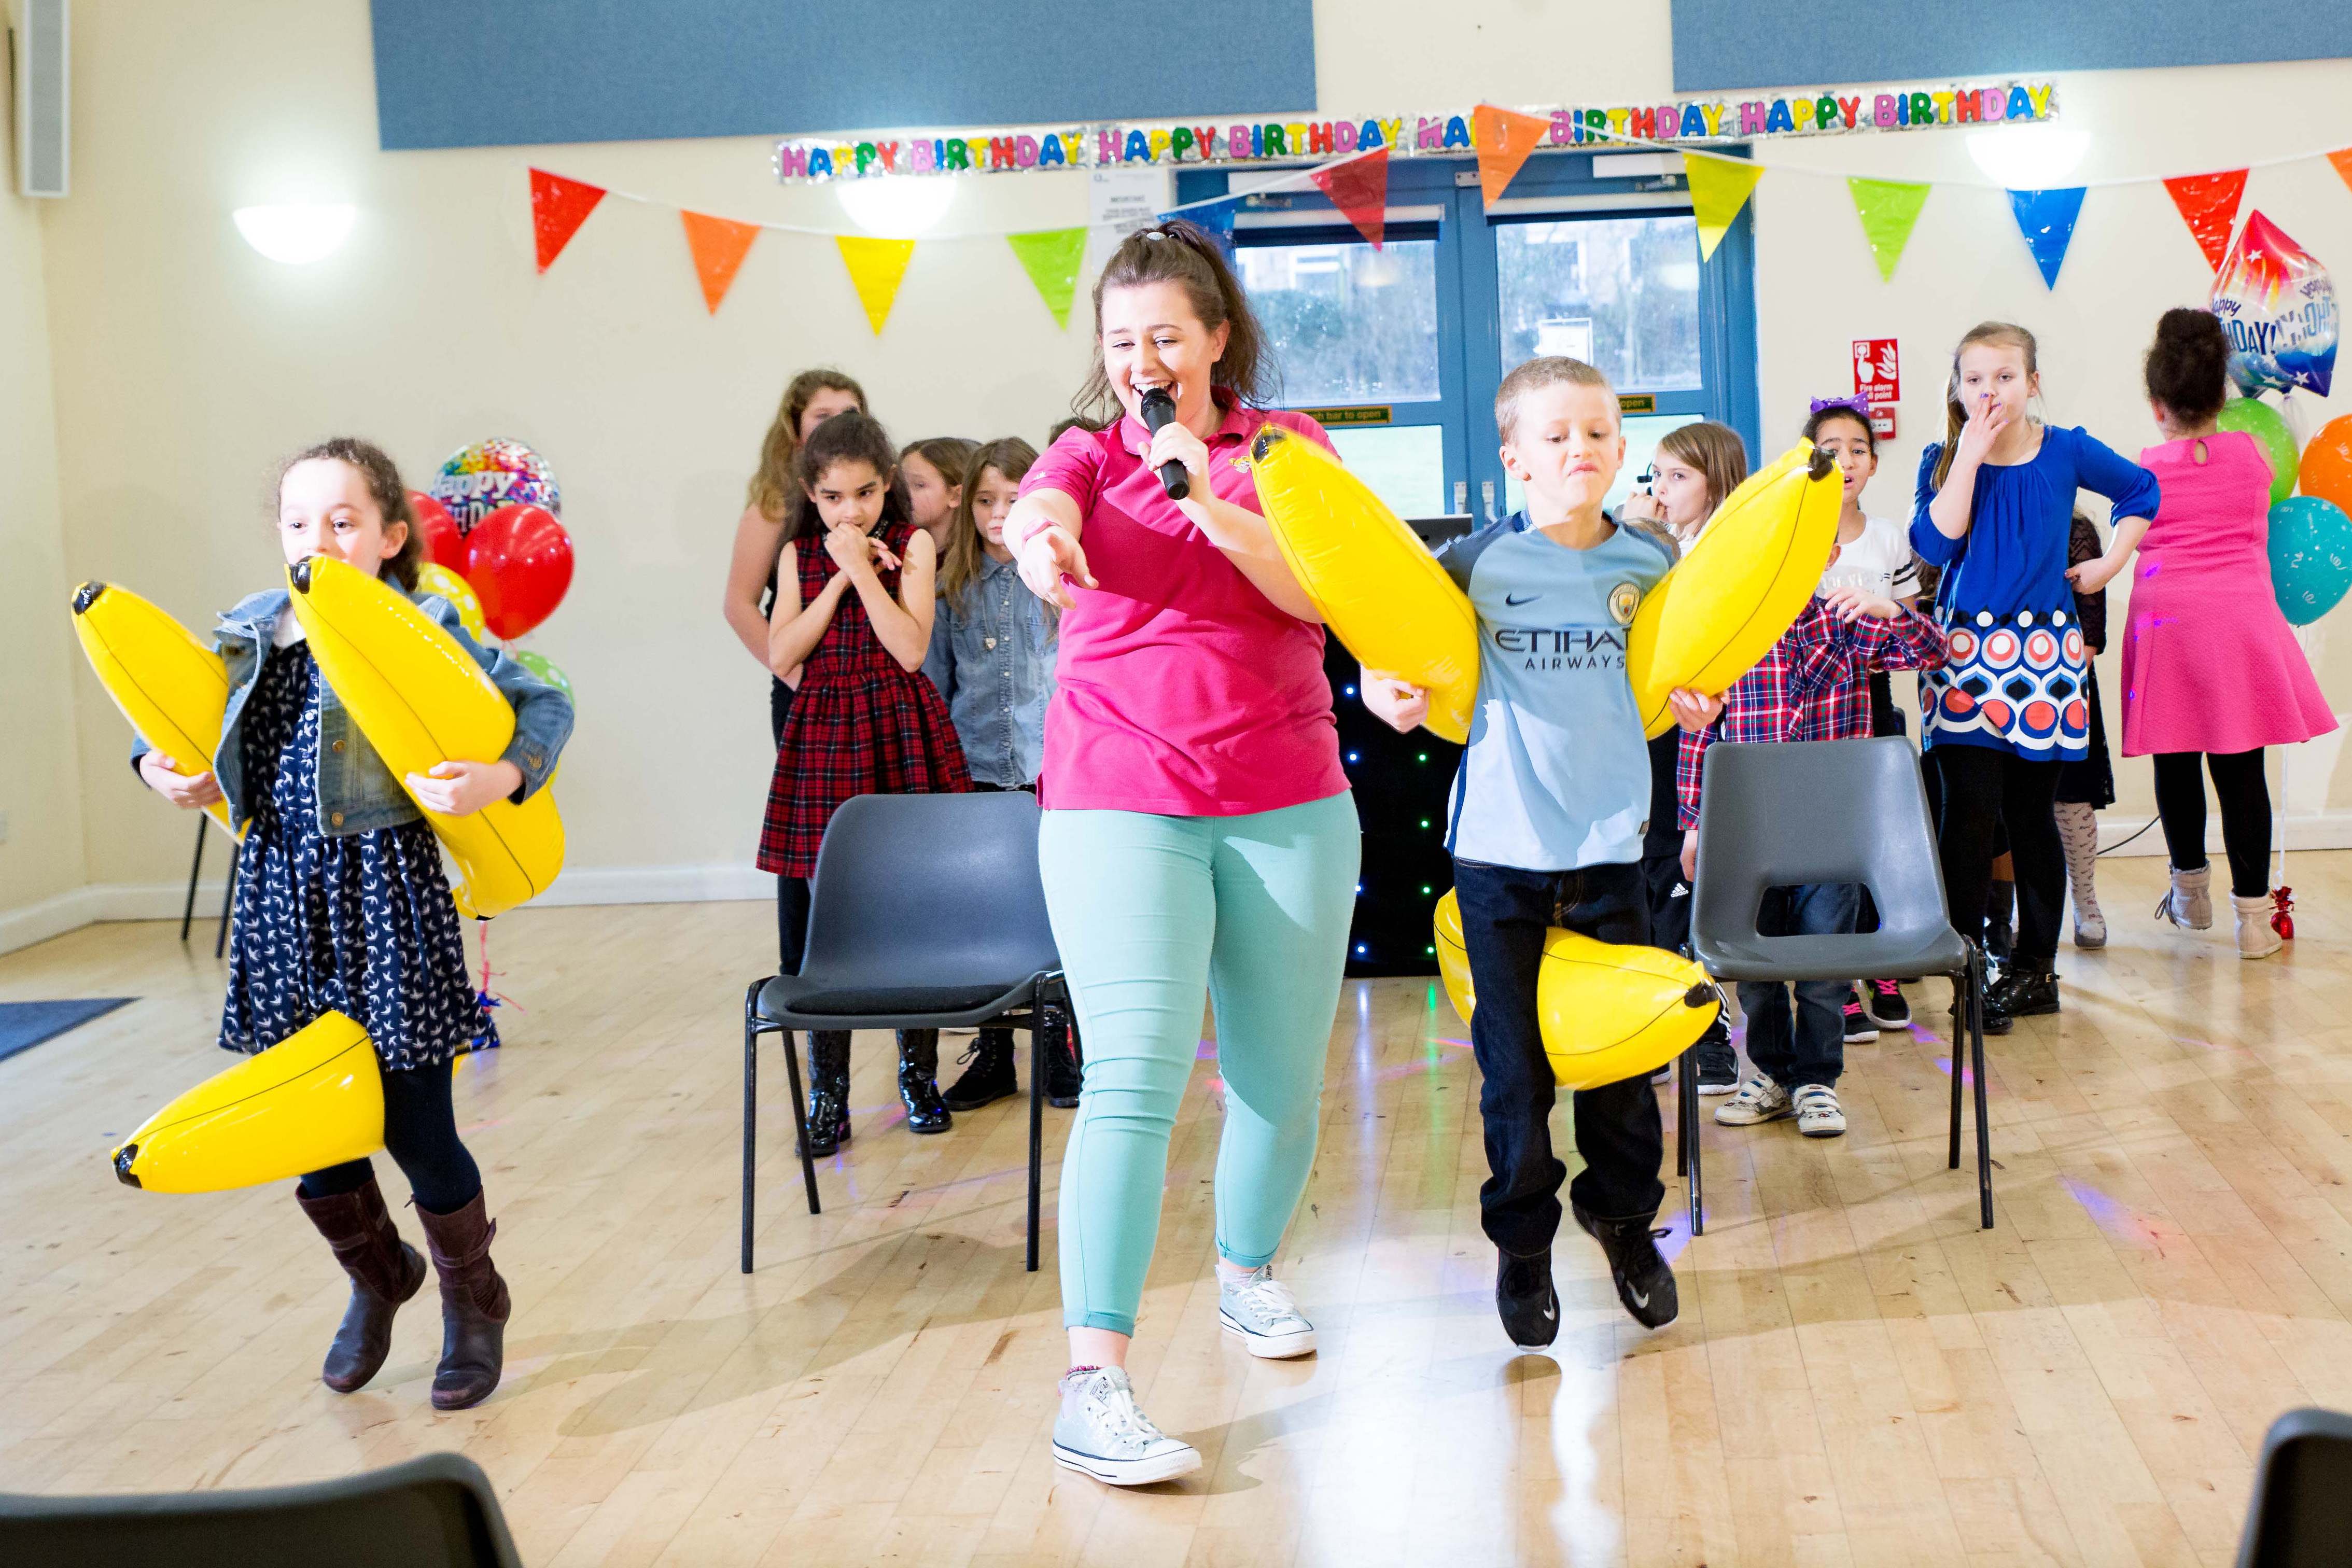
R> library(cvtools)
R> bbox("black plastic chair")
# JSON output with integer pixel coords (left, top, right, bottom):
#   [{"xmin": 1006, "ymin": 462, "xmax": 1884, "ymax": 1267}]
[
  {"xmin": 2237, "ymin": 1407, "xmax": 2352, "ymax": 1567},
  {"xmin": 1689, "ymin": 737, "xmax": 1992, "ymax": 1229},
  {"xmin": 741, "ymin": 790, "xmax": 1065, "ymax": 1275},
  {"xmin": 0, "ymin": 1451, "xmax": 521, "ymax": 1566}
]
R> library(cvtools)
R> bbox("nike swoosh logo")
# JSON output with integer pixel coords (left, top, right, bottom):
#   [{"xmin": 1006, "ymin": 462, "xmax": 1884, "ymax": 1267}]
[
  {"xmin": 1505, "ymin": 592, "xmax": 1540, "ymax": 606},
  {"xmin": 1629, "ymin": 1285, "xmax": 1649, "ymax": 1308},
  {"xmin": 1542, "ymin": 1304, "xmax": 1556, "ymax": 1321}
]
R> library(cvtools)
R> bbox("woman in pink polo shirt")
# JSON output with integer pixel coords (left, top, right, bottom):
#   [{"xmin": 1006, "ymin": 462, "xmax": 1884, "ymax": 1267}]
[{"xmin": 1008, "ymin": 220, "xmax": 1357, "ymax": 1487}]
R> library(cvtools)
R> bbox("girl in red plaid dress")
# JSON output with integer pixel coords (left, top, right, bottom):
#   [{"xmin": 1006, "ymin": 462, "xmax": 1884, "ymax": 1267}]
[{"xmin": 759, "ymin": 412, "xmax": 971, "ymax": 1150}]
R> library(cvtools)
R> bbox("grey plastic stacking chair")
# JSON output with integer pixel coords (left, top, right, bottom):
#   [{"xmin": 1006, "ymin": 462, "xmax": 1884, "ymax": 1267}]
[
  {"xmin": 2236, "ymin": 1407, "xmax": 2352, "ymax": 1567},
  {"xmin": 741, "ymin": 790, "xmax": 1066, "ymax": 1274},
  {"xmin": 0, "ymin": 1451, "xmax": 521, "ymax": 1566},
  {"xmin": 1690, "ymin": 736, "xmax": 1992, "ymax": 1228}
]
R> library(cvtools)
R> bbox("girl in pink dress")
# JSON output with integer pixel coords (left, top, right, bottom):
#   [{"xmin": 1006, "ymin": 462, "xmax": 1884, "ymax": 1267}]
[{"xmin": 2069, "ymin": 309, "xmax": 2336, "ymax": 957}]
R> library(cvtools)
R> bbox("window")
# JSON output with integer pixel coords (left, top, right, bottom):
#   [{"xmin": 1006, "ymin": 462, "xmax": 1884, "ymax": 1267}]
[
  {"xmin": 1496, "ymin": 215, "xmax": 1703, "ymax": 392},
  {"xmin": 1238, "ymin": 239, "xmax": 1441, "ymax": 405}
]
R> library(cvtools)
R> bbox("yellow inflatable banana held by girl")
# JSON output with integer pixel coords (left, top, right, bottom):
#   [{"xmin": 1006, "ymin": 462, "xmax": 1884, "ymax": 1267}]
[
  {"xmin": 70, "ymin": 582, "xmax": 242, "ymax": 839},
  {"xmin": 1250, "ymin": 424, "xmax": 1480, "ymax": 744},
  {"xmin": 288, "ymin": 555, "xmax": 564, "ymax": 919},
  {"xmin": 1433, "ymin": 890, "xmax": 1720, "ymax": 1089},
  {"xmin": 1626, "ymin": 442, "xmax": 1843, "ymax": 738},
  {"xmin": 112, "ymin": 1012, "xmax": 383, "ymax": 1193}
]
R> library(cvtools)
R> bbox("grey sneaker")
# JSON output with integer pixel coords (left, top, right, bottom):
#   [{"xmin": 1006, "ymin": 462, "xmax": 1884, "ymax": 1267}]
[
  {"xmin": 1217, "ymin": 1266, "xmax": 1317, "ymax": 1358},
  {"xmin": 1713, "ymin": 1073, "xmax": 1793, "ymax": 1127},
  {"xmin": 1051, "ymin": 1367, "xmax": 1200, "ymax": 1486}
]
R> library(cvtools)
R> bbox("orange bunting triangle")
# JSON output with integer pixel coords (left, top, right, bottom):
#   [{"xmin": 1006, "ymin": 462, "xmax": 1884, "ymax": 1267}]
[
  {"xmin": 835, "ymin": 235, "xmax": 917, "ymax": 334},
  {"xmin": 2329, "ymin": 148, "xmax": 2352, "ymax": 195},
  {"xmin": 2162, "ymin": 170, "xmax": 2247, "ymax": 271},
  {"xmin": 1472, "ymin": 104, "xmax": 1552, "ymax": 207},
  {"xmin": 529, "ymin": 169, "xmax": 607, "ymax": 273},
  {"xmin": 1311, "ymin": 148, "xmax": 1391, "ymax": 249},
  {"xmin": 680, "ymin": 211, "xmax": 762, "ymax": 313},
  {"xmin": 1686, "ymin": 151, "xmax": 1764, "ymax": 261}
]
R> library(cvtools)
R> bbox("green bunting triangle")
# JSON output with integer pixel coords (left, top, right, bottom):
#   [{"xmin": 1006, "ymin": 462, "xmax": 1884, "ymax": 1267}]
[
  {"xmin": 1006, "ymin": 227, "xmax": 1090, "ymax": 329},
  {"xmin": 1845, "ymin": 177, "xmax": 1932, "ymax": 283}
]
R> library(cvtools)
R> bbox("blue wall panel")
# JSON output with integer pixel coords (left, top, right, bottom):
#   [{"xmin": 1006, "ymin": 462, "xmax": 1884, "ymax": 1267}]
[
  {"xmin": 370, "ymin": 1, "xmax": 1317, "ymax": 151},
  {"xmin": 1672, "ymin": 0, "xmax": 2352, "ymax": 92}
]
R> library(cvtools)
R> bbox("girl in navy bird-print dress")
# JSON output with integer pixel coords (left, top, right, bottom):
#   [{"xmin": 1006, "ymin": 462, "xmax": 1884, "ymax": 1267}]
[{"xmin": 134, "ymin": 438, "xmax": 572, "ymax": 1411}]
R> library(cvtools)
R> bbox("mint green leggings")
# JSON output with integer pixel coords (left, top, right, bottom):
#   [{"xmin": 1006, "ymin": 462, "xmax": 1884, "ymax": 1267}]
[{"xmin": 1040, "ymin": 794, "xmax": 1360, "ymax": 1335}]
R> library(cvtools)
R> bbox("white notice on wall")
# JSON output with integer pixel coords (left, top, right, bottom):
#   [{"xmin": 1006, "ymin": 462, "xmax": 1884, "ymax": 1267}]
[{"xmin": 1090, "ymin": 166, "xmax": 1172, "ymax": 238}]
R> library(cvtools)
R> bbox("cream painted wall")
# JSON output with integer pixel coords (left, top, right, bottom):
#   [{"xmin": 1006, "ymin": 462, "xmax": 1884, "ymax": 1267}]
[
  {"xmin": 27, "ymin": 1, "xmax": 2352, "ymax": 906},
  {"xmin": 0, "ymin": 142, "xmax": 87, "ymax": 922}
]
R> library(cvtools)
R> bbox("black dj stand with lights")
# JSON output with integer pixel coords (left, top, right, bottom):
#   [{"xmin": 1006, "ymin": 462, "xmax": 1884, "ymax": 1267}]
[{"xmin": 1334, "ymin": 513, "xmax": 1476, "ymax": 978}]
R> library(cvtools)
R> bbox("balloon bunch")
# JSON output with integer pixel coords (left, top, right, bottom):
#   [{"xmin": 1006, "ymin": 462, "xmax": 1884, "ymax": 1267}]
[
  {"xmin": 2208, "ymin": 215, "xmax": 2352, "ymax": 626},
  {"xmin": 403, "ymin": 439, "xmax": 577, "ymax": 691}
]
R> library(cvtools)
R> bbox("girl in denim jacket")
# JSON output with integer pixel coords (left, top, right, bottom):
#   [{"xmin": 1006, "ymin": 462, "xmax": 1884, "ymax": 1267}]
[{"xmin": 134, "ymin": 438, "xmax": 572, "ymax": 1413}]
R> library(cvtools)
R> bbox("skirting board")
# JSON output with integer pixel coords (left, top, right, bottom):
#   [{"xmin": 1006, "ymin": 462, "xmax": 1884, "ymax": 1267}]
[{"xmin": 8, "ymin": 822, "xmax": 2352, "ymax": 959}]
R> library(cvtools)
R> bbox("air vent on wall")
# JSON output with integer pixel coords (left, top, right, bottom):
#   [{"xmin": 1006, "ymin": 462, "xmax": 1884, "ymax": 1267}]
[{"xmin": 14, "ymin": 0, "xmax": 68, "ymax": 198}]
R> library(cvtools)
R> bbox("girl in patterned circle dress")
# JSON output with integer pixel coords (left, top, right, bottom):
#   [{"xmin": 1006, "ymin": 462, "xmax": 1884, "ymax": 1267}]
[
  {"xmin": 134, "ymin": 438, "xmax": 571, "ymax": 1412},
  {"xmin": 758, "ymin": 412, "xmax": 970, "ymax": 1155}
]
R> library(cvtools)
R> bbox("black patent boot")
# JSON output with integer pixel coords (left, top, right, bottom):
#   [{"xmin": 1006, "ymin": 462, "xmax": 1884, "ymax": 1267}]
[
  {"xmin": 1985, "ymin": 956, "xmax": 2059, "ymax": 1026},
  {"xmin": 898, "ymin": 1030, "xmax": 952, "ymax": 1135},
  {"xmin": 940, "ymin": 1029, "xmax": 1017, "ymax": 1112},
  {"xmin": 1043, "ymin": 1006, "xmax": 1083, "ymax": 1108},
  {"xmin": 801, "ymin": 1031, "xmax": 852, "ymax": 1156}
]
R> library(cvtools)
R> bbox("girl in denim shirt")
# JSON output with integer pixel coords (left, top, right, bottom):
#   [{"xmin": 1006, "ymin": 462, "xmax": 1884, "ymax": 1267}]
[
  {"xmin": 134, "ymin": 438, "xmax": 571, "ymax": 1414},
  {"xmin": 923, "ymin": 439, "xmax": 1082, "ymax": 1112}
]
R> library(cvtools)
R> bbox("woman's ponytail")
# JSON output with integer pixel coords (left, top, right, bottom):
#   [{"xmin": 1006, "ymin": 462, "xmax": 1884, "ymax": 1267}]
[{"xmin": 1073, "ymin": 218, "xmax": 1278, "ymax": 424}]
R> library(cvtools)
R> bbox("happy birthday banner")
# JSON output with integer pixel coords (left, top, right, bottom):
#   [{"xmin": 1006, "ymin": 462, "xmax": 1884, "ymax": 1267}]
[
  {"xmin": 528, "ymin": 109, "xmax": 2352, "ymax": 332},
  {"xmin": 769, "ymin": 79, "xmax": 2059, "ymax": 182}
]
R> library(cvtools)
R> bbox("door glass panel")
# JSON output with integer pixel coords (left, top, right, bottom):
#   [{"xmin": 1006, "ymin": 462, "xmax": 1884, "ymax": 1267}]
[
  {"xmin": 1495, "ymin": 216, "xmax": 1702, "ymax": 393},
  {"xmin": 1239, "ymin": 239, "xmax": 1441, "ymax": 404},
  {"xmin": 1502, "ymin": 413, "xmax": 1705, "ymax": 520},
  {"xmin": 1325, "ymin": 425, "xmax": 1448, "ymax": 522}
]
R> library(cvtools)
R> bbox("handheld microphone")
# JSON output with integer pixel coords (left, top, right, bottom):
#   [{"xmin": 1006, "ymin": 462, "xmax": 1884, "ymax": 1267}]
[{"xmin": 1138, "ymin": 387, "xmax": 1191, "ymax": 501}]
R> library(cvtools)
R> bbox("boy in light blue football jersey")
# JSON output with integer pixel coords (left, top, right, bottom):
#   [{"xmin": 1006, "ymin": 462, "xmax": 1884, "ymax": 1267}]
[{"xmin": 1365, "ymin": 358, "xmax": 1719, "ymax": 1348}]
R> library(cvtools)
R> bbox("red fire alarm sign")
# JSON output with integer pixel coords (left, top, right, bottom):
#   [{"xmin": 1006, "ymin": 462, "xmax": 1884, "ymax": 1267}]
[{"xmin": 1852, "ymin": 338, "xmax": 1898, "ymax": 438}]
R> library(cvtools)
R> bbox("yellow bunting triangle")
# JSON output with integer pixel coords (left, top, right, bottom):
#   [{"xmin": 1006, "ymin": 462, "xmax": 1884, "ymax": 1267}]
[
  {"xmin": 1685, "ymin": 151, "xmax": 1764, "ymax": 261},
  {"xmin": 835, "ymin": 235, "xmax": 917, "ymax": 334}
]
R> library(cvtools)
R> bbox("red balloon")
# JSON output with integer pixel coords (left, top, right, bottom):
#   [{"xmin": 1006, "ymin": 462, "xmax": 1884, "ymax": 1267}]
[
  {"xmin": 463, "ymin": 503, "xmax": 573, "ymax": 640},
  {"xmin": 408, "ymin": 491, "xmax": 466, "ymax": 571}
]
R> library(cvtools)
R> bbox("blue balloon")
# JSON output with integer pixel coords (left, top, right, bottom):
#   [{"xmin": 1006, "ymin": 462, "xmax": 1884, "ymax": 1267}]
[{"xmin": 2268, "ymin": 495, "xmax": 2352, "ymax": 626}]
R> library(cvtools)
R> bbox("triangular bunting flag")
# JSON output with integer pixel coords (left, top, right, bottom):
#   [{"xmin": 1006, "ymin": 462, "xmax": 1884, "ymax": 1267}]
[
  {"xmin": 680, "ymin": 211, "xmax": 762, "ymax": 314},
  {"xmin": 2007, "ymin": 187, "xmax": 2088, "ymax": 288},
  {"xmin": 835, "ymin": 235, "xmax": 917, "ymax": 334},
  {"xmin": 1686, "ymin": 152, "xmax": 1764, "ymax": 261},
  {"xmin": 1471, "ymin": 104, "xmax": 1551, "ymax": 207},
  {"xmin": 1845, "ymin": 177, "xmax": 1931, "ymax": 283},
  {"xmin": 1311, "ymin": 148, "xmax": 1391, "ymax": 249},
  {"xmin": 529, "ymin": 169, "xmax": 607, "ymax": 273},
  {"xmin": 2162, "ymin": 170, "xmax": 2248, "ymax": 271},
  {"xmin": 1164, "ymin": 197, "xmax": 1240, "ymax": 258},
  {"xmin": 1006, "ymin": 227, "xmax": 1089, "ymax": 328},
  {"xmin": 2327, "ymin": 148, "xmax": 2352, "ymax": 195}
]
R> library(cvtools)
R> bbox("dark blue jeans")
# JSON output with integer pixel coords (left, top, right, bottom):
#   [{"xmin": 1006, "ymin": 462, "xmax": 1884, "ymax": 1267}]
[
  {"xmin": 1642, "ymin": 851, "xmax": 1735, "ymax": 1080},
  {"xmin": 1451, "ymin": 858, "xmax": 1667, "ymax": 1257},
  {"xmin": 1737, "ymin": 883, "xmax": 1861, "ymax": 1091}
]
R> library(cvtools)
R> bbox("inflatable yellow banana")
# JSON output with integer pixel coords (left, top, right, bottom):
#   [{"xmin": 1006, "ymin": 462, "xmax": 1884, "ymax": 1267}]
[
  {"xmin": 1434, "ymin": 890, "xmax": 1721, "ymax": 1089},
  {"xmin": 111, "ymin": 1012, "xmax": 383, "ymax": 1193},
  {"xmin": 1626, "ymin": 442, "xmax": 1842, "ymax": 738},
  {"xmin": 71, "ymin": 582, "xmax": 242, "ymax": 839},
  {"xmin": 1250, "ymin": 424, "xmax": 1479, "ymax": 744},
  {"xmin": 287, "ymin": 556, "xmax": 564, "ymax": 919}
]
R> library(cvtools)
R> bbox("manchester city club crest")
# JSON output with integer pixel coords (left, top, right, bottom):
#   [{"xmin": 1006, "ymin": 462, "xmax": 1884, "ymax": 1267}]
[{"xmin": 1608, "ymin": 581, "xmax": 1641, "ymax": 626}]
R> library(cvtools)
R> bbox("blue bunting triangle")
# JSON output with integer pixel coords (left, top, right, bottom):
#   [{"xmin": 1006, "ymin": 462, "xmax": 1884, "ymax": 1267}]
[
  {"xmin": 2006, "ymin": 187, "xmax": 2087, "ymax": 289},
  {"xmin": 1162, "ymin": 195, "xmax": 1240, "ymax": 258}
]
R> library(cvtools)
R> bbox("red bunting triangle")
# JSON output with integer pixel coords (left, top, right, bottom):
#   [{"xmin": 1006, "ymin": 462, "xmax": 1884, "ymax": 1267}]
[
  {"xmin": 680, "ymin": 210, "xmax": 762, "ymax": 313},
  {"xmin": 1310, "ymin": 148, "xmax": 1391, "ymax": 250},
  {"xmin": 2162, "ymin": 169, "xmax": 2247, "ymax": 271},
  {"xmin": 1472, "ymin": 104, "xmax": 1552, "ymax": 207},
  {"xmin": 530, "ymin": 168, "xmax": 607, "ymax": 273}
]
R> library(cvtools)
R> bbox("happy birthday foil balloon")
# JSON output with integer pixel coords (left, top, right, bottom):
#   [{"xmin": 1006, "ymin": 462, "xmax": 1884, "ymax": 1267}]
[{"xmin": 2211, "ymin": 210, "xmax": 2337, "ymax": 398}]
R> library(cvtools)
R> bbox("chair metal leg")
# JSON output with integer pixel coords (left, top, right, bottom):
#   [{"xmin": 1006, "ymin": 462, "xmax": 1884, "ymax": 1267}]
[
  {"xmin": 741, "ymin": 983, "xmax": 760, "ymax": 1274},
  {"xmin": 1947, "ymin": 956, "xmax": 1969, "ymax": 1171},
  {"xmin": 1025, "ymin": 978, "xmax": 1051, "ymax": 1273},
  {"xmin": 783, "ymin": 1029, "xmax": 818, "ymax": 1217},
  {"xmin": 180, "ymin": 819, "xmax": 206, "ymax": 943},
  {"xmin": 1971, "ymin": 948, "xmax": 1994, "ymax": 1229},
  {"xmin": 213, "ymin": 851, "xmax": 237, "ymax": 959},
  {"xmin": 1674, "ymin": 1048, "xmax": 1690, "ymax": 1178},
  {"xmin": 1683, "ymin": 1048, "xmax": 1704, "ymax": 1237}
]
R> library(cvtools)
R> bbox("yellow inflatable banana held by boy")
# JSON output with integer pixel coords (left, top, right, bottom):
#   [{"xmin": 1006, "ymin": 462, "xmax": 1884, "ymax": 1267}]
[
  {"xmin": 1433, "ymin": 890, "xmax": 1721, "ymax": 1089},
  {"xmin": 70, "ymin": 582, "xmax": 242, "ymax": 840},
  {"xmin": 1250, "ymin": 424, "xmax": 1480, "ymax": 744},
  {"xmin": 287, "ymin": 555, "xmax": 564, "ymax": 919},
  {"xmin": 1626, "ymin": 442, "xmax": 1842, "ymax": 738},
  {"xmin": 112, "ymin": 1012, "xmax": 383, "ymax": 1193}
]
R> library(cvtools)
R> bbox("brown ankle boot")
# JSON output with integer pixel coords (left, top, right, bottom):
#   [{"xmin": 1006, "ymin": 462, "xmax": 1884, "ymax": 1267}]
[
  {"xmin": 296, "ymin": 1178, "xmax": 427, "ymax": 1394},
  {"xmin": 414, "ymin": 1191, "xmax": 511, "ymax": 1411}
]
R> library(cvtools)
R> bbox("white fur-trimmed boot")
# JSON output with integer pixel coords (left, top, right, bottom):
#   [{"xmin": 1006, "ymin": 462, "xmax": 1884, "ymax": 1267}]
[
  {"xmin": 2233, "ymin": 893, "xmax": 2283, "ymax": 959},
  {"xmin": 2156, "ymin": 864, "xmax": 2212, "ymax": 931}
]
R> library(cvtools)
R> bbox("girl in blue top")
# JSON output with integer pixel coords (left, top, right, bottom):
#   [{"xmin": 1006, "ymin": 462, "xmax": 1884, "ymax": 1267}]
[{"xmin": 1912, "ymin": 321, "xmax": 2158, "ymax": 1028}]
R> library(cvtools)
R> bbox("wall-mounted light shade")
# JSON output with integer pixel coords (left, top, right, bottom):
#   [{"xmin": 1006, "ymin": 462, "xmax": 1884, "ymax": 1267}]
[
  {"xmin": 233, "ymin": 203, "xmax": 356, "ymax": 264},
  {"xmin": 1965, "ymin": 126, "xmax": 2090, "ymax": 190},
  {"xmin": 833, "ymin": 178, "xmax": 955, "ymax": 238}
]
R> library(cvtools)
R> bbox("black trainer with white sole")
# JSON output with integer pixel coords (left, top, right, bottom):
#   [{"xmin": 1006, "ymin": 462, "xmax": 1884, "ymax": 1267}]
[
  {"xmin": 1571, "ymin": 1201, "xmax": 1679, "ymax": 1329},
  {"xmin": 1496, "ymin": 1248, "xmax": 1559, "ymax": 1349}
]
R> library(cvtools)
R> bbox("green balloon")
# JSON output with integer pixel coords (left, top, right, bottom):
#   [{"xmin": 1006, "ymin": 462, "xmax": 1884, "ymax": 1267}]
[
  {"xmin": 513, "ymin": 649, "xmax": 572, "ymax": 699},
  {"xmin": 2217, "ymin": 397, "xmax": 2300, "ymax": 505}
]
